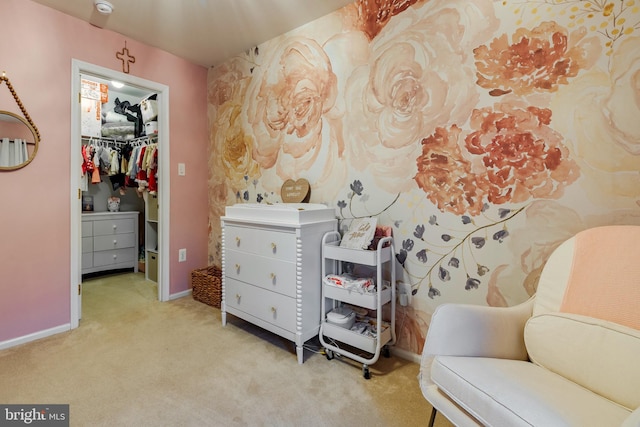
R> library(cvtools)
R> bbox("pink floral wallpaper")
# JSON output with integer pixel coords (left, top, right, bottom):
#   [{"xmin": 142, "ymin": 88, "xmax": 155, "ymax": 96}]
[{"xmin": 207, "ymin": 0, "xmax": 640, "ymax": 355}]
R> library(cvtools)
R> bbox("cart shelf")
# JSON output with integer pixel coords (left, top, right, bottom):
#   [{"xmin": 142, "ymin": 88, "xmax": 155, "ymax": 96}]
[
  {"xmin": 322, "ymin": 240, "xmax": 393, "ymax": 265},
  {"xmin": 322, "ymin": 280, "xmax": 392, "ymax": 310},
  {"xmin": 321, "ymin": 321, "xmax": 392, "ymax": 354}
]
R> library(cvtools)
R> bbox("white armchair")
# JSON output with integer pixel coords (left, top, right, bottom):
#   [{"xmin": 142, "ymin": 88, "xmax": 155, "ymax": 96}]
[{"xmin": 419, "ymin": 225, "xmax": 640, "ymax": 427}]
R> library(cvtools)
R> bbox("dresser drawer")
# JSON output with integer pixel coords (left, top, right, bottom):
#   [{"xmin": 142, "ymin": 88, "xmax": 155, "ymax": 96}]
[
  {"xmin": 93, "ymin": 219, "xmax": 135, "ymax": 236},
  {"xmin": 82, "ymin": 221, "xmax": 93, "ymax": 237},
  {"xmin": 81, "ymin": 212, "xmax": 139, "ymax": 275},
  {"xmin": 93, "ymin": 248, "xmax": 137, "ymax": 267},
  {"xmin": 82, "ymin": 237, "xmax": 93, "ymax": 253},
  {"xmin": 93, "ymin": 233, "xmax": 136, "ymax": 252},
  {"xmin": 225, "ymin": 225, "xmax": 296, "ymax": 260},
  {"xmin": 225, "ymin": 249, "xmax": 296, "ymax": 298},
  {"xmin": 225, "ymin": 278, "xmax": 296, "ymax": 332},
  {"xmin": 82, "ymin": 252, "xmax": 93, "ymax": 269}
]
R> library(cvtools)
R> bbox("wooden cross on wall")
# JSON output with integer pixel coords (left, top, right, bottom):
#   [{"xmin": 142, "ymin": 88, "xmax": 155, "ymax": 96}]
[{"xmin": 116, "ymin": 41, "xmax": 136, "ymax": 74}]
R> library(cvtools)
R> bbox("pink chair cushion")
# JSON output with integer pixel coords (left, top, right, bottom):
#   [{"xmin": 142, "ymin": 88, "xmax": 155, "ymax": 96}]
[{"xmin": 560, "ymin": 225, "xmax": 640, "ymax": 330}]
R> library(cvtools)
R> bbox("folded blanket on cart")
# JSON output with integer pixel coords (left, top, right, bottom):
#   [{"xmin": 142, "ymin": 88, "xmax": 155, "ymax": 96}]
[{"xmin": 323, "ymin": 274, "xmax": 375, "ymax": 293}]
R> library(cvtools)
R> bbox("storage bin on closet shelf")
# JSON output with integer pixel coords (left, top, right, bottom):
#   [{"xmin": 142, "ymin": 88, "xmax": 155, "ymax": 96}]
[
  {"xmin": 144, "ymin": 121, "xmax": 158, "ymax": 135},
  {"xmin": 140, "ymin": 95, "xmax": 158, "ymax": 124}
]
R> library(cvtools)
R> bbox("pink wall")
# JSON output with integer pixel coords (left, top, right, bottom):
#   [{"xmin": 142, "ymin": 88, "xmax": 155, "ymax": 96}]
[{"xmin": 0, "ymin": 0, "xmax": 209, "ymax": 342}]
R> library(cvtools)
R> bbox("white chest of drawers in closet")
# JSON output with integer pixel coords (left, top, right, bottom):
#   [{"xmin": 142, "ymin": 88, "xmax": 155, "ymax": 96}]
[
  {"xmin": 221, "ymin": 203, "xmax": 337, "ymax": 364},
  {"xmin": 82, "ymin": 211, "xmax": 139, "ymax": 275}
]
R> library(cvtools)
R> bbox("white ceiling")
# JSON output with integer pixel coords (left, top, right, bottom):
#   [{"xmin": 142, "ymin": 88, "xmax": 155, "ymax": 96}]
[{"xmin": 30, "ymin": 0, "xmax": 354, "ymax": 68}]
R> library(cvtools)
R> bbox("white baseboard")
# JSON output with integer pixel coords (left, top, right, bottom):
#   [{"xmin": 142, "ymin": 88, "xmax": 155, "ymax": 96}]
[
  {"xmin": 391, "ymin": 347, "xmax": 421, "ymax": 364},
  {"xmin": 169, "ymin": 289, "xmax": 192, "ymax": 300},
  {"xmin": 0, "ymin": 324, "xmax": 71, "ymax": 351}
]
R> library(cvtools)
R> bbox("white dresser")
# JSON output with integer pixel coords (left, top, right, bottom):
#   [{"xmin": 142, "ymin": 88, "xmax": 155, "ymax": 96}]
[
  {"xmin": 221, "ymin": 203, "xmax": 337, "ymax": 364},
  {"xmin": 82, "ymin": 211, "xmax": 139, "ymax": 275}
]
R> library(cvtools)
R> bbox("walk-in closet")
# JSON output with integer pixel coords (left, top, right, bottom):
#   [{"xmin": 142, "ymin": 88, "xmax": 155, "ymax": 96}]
[{"xmin": 79, "ymin": 74, "xmax": 160, "ymax": 297}]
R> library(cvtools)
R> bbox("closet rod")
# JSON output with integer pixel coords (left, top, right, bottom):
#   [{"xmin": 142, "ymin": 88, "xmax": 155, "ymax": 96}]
[{"xmin": 81, "ymin": 134, "xmax": 157, "ymax": 146}]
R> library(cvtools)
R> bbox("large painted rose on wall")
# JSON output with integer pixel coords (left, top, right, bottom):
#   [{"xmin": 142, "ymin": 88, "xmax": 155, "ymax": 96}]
[
  {"xmin": 465, "ymin": 101, "xmax": 579, "ymax": 204},
  {"xmin": 208, "ymin": 57, "xmax": 252, "ymax": 110},
  {"xmin": 474, "ymin": 22, "xmax": 600, "ymax": 96},
  {"xmin": 207, "ymin": 57, "xmax": 259, "ymax": 197},
  {"xmin": 352, "ymin": 0, "xmax": 424, "ymax": 40},
  {"xmin": 414, "ymin": 100, "xmax": 579, "ymax": 216},
  {"xmin": 212, "ymin": 102, "xmax": 260, "ymax": 194},
  {"xmin": 247, "ymin": 37, "xmax": 346, "ymax": 201},
  {"xmin": 552, "ymin": 36, "xmax": 640, "ymax": 207},
  {"xmin": 345, "ymin": 0, "xmax": 499, "ymax": 194},
  {"xmin": 604, "ymin": 36, "xmax": 640, "ymax": 155},
  {"xmin": 414, "ymin": 125, "xmax": 488, "ymax": 216}
]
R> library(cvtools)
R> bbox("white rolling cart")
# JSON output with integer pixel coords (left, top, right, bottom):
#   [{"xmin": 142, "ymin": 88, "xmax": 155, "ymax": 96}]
[{"xmin": 318, "ymin": 230, "xmax": 396, "ymax": 379}]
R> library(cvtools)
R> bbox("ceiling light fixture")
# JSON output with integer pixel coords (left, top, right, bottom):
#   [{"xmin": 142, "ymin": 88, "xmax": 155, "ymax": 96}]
[
  {"xmin": 94, "ymin": 0, "xmax": 114, "ymax": 15},
  {"xmin": 111, "ymin": 81, "xmax": 124, "ymax": 89}
]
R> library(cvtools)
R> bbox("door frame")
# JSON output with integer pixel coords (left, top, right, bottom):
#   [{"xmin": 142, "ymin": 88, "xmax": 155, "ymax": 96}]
[{"xmin": 70, "ymin": 59, "xmax": 171, "ymax": 328}]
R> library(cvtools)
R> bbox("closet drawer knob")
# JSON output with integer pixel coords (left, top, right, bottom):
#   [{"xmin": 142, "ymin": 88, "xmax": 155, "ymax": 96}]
[
  {"xmin": 235, "ymin": 263, "xmax": 240, "ymax": 272},
  {"xmin": 235, "ymin": 236, "xmax": 241, "ymax": 245},
  {"xmin": 271, "ymin": 242, "xmax": 276, "ymax": 250},
  {"xmin": 271, "ymin": 306, "xmax": 277, "ymax": 313},
  {"xmin": 235, "ymin": 294, "xmax": 241, "ymax": 299},
  {"xmin": 112, "ymin": 254, "xmax": 117, "ymax": 259},
  {"xmin": 113, "ymin": 240, "xmax": 117, "ymax": 245},
  {"xmin": 112, "ymin": 225, "xmax": 117, "ymax": 229},
  {"xmin": 270, "ymin": 273, "xmax": 276, "ymax": 280}
]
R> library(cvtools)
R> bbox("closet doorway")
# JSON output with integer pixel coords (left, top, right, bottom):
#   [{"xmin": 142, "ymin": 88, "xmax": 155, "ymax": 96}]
[{"xmin": 70, "ymin": 60, "xmax": 170, "ymax": 328}]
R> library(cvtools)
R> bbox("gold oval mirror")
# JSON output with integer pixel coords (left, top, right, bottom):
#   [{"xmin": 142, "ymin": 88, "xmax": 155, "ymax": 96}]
[{"xmin": 0, "ymin": 110, "xmax": 39, "ymax": 170}]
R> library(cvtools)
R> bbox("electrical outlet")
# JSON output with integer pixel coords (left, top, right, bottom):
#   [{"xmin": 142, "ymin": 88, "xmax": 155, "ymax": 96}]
[{"xmin": 178, "ymin": 248, "xmax": 187, "ymax": 262}]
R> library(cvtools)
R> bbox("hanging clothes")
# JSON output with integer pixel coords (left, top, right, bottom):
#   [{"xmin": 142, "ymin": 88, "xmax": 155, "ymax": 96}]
[
  {"xmin": 80, "ymin": 135, "xmax": 158, "ymax": 194},
  {"xmin": 147, "ymin": 144, "xmax": 158, "ymax": 195},
  {"xmin": 79, "ymin": 145, "xmax": 88, "ymax": 192}
]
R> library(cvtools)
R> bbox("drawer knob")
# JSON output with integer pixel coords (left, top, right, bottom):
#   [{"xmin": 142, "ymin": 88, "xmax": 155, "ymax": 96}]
[
  {"xmin": 271, "ymin": 242, "xmax": 276, "ymax": 251},
  {"xmin": 270, "ymin": 273, "xmax": 276, "ymax": 281},
  {"xmin": 235, "ymin": 294, "xmax": 241, "ymax": 299},
  {"xmin": 235, "ymin": 236, "xmax": 241, "ymax": 245},
  {"xmin": 271, "ymin": 306, "xmax": 277, "ymax": 313},
  {"xmin": 113, "ymin": 240, "xmax": 117, "ymax": 245},
  {"xmin": 113, "ymin": 254, "xmax": 117, "ymax": 259},
  {"xmin": 112, "ymin": 225, "xmax": 117, "ymax": 229},
  {"xmin": 235, "ymin": 263, "xmax": 240, "ymax": 273}
]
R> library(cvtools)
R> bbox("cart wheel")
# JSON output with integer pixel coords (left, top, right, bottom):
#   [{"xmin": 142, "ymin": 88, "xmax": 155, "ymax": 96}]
[
  {"xmin": 325, "ymin": 349, "xmax": 334, "ymax": 361},
  {"xmin": 383, "ymin": 346, "xmax": 391, "ymax": 358},
  {"xmin": 363, "ymin": 365, "xmax": 371, "ymax": 380}
]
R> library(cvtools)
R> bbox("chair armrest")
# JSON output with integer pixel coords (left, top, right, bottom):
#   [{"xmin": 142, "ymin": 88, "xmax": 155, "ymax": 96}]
[
  {"xmin": 419, "ymin": 297, "xmax": 534, "ymax": 397},
  {"xmin": 423, "ymin": 297, "xmax": 534, "ymax": 360}
]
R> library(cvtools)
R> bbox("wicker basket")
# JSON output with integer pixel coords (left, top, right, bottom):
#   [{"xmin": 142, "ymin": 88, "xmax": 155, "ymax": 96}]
[{"xmin": 191, "ymin": 266, "xmax": 222, "ymax": 308}]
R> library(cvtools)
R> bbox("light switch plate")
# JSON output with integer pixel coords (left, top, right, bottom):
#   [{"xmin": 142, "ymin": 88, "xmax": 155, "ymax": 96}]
[{"xmin": 178, "ymin": 163, "xmax": 186, "ymax": 176}]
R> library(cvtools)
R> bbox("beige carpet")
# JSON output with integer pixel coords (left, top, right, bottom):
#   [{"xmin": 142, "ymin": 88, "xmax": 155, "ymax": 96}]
[{"xmin": 0, "ymin": 272, "xmax": 452, "ymax": 427}]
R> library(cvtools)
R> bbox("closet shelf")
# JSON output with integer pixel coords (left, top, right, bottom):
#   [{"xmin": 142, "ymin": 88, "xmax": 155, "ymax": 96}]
[{"xmin": 81, "ymin": 134, "xmax": 157, "ymax": 145}]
